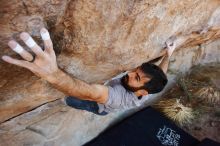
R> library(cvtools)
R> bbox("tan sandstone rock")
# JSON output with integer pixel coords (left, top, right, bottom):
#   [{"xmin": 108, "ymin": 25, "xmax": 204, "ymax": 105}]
[{"xmin": 0, "ymin": 0, "xmax": 220, "ymax": 145}]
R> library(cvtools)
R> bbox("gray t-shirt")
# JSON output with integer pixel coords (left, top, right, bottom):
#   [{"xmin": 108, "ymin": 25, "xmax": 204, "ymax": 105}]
[{"xmin": 98, "ymin": 72, "xmax": 152, "ymax": 113}]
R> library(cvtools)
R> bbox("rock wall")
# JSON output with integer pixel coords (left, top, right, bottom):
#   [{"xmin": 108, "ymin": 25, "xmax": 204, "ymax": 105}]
[{"xmin": 0, "ymin": 0, "xmax": 220, "ymax": 145}]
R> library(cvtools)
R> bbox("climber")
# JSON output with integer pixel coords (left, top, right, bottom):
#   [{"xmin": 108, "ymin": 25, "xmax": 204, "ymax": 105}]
[{"xmin": 2, "ymin": 28, "xmax": 176, "ymax": 115}]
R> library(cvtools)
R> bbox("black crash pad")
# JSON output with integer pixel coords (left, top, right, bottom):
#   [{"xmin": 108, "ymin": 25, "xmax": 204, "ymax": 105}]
[
  {"xmin": 196, "ymin": 138, "xmax": 220, "ymax": 146},
  {"xmin": 85, "ymin": 107, "xmax": 199, "ymax": 146}
]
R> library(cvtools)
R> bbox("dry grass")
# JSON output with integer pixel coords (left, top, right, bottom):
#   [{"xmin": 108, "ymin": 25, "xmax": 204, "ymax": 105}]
[
  {"xmin": 154, "ymin": 98, "xmax": 194, "ymax": 126},
  {"xmin": 195, "ymin": 87, "xmax": 220, "ymax": 104},
  {"xmin": 177, "ymin": 77, "xmax": 193, "ymax": 102}
]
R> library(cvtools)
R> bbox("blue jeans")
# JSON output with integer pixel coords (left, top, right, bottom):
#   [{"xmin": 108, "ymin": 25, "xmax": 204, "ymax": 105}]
[{"xmin": 65, "ymin": 96, "xmax": 108, "ymax": 116}]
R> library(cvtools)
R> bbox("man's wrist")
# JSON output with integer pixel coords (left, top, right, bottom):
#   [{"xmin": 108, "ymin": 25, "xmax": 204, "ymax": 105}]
[
  {"xmin": 165, "ymin": 51, "xmax": 171, "ymax": 59},
  {"xmin": 44, "ymin": 68, "xmax": 64, "ymax": 83}
]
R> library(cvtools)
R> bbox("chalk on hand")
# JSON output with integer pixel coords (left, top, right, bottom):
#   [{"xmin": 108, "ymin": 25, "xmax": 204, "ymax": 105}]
[
  {"xmin": 13, "ymin": 44, "xmax": 24, "ymax": 54},
  {"xmin": 26, "ymin": 37, "xmax": 36, "ymax": 48},
  {"xmin": 8, "ymin": 41, "xmax": 23, "ymax": 54},
  {"xmin": 40, "ymin": 28, "xmax": 50, "ymax": 40},
  {"xmin": 20, "ymin": 32, "xmax": 36, "ymax": 48}
]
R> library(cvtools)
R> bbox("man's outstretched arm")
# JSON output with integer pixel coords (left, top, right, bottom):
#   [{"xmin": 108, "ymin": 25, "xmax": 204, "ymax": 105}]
[
  {"xmin": 2, "ymin": 28, "xmax": 108, "ymax": 104},
  {"xmin": 159, "ymin": 39, "xmax": 177, "ymax": 74},
  {"xmin": 46, "ymin": 69, "xmax": 108, "ymax": 103}
]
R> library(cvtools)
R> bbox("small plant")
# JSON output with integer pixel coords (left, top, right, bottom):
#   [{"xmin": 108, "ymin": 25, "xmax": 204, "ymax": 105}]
[
  {"xmin": 154, "ymin": 98, "xmax": 194, "ymax": 126},
  {"xmin": 177, "ymin": 77, "xmax": 194, "ymax": 102},
  {"xmin": 195, "ymin": 87, "xmax": 220, "ymax": 104}
]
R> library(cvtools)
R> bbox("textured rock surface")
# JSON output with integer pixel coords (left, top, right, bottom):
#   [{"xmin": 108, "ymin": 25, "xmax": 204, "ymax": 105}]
[{"xmin": 0, "ymin": 0, "xmax": 220, "ymax": 145}]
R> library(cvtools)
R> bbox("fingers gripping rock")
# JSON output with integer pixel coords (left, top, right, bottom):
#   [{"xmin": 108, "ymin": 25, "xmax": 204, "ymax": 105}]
[
  {"xmin": 40, "ymin": 28, "xmax": 54, "ymax": 53},
  {"xmin": 8, "ymin": 41, "xmax": 23, "ymax": 54},
  {"xmin": 40, "ymin": 28, "xmax": 50, "ymax": 40},
  {"xmin": 20, "ymin": 32, "xmax": 36, "ymax": 48},
  {"xmin": 8, "ymin": 40, "xmax": 34, "ymax": 62},
  {"xmin": 165, "ymin": 36, "xmax": 177, "ymax": 57},
  {"xmin": 20, "ymin": 32, "xmax": 44, "ymax": 57}
]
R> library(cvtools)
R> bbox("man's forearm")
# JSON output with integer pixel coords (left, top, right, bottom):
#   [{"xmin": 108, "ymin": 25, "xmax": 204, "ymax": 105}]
[
  {"xmin": 159, "ymin": 53, "xmax": 170, "ymax": 74},
  {"xmin": 45, "ymin": 69, "xmax": 102, "ymax": 101},
  {"xmin": 159, "ymin": 39, "xmax": 177, "ymax": 74}
]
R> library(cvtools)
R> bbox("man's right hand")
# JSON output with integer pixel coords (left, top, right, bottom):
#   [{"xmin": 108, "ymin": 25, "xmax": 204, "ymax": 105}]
[
  {"xmin": 2, "ymin": 28, "xmax": 59, "ymax": 80},
  {"xmin": 2, "ymin": 28, "xmax": 109, "ymax": 104},
  {"xmin": 165, "ymin": 36, "xmax": 177, "ymax": 57}
]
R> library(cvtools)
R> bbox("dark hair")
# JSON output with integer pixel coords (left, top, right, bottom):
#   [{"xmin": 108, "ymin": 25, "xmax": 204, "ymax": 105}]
[{"xmin": 140, "ymin": 62, "xmax": 168, "ymax": 94}]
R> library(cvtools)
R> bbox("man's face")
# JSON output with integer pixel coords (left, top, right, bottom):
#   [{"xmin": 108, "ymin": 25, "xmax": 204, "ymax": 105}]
[{"xmin": 121, "ymin": 67, "xmax": 151, "ymax": 92}]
